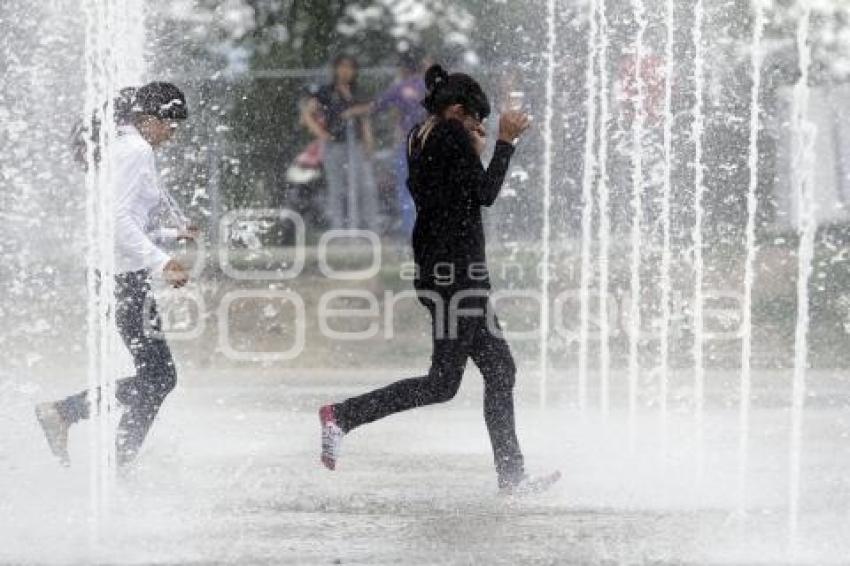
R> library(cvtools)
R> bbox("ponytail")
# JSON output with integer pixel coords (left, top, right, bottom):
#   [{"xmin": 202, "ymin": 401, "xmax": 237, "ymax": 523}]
[{"xmin": 424, "ymin": 64, "xmax": 450, "ymax": 96}]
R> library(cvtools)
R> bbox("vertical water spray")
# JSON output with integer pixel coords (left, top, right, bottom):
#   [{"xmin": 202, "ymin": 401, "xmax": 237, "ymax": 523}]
[
  {"xmin": 659, "ymin": 0, "xmax": 676, "ymax": 448},
  {"xmin": 628, "ymin": 0, "xmax": 646, "ymax": 451},
  {"xmin": 82, "ymin": 0, "xmax": 117, "ymax": 541},
  {"xmin": 539, "ymin": 0, "xmax": 556, "ymax": 408},
  {"xmin": 738, "ymin": 0, "xmax": 765, "ymax": 517},
  {"xmin": 82, "ymin": 0, "xmax": 146, "ymax": 545},
  {"xmin": 789, "ymin": 0, "xmax": 814, "ymax": 548},
  {"xmin": 114, "ymin": 0, "xmax": 145, "ymax": 86},
  {"xmin": 578, "ymin": 0, "xmax": 600, "ymax": 414},
  {"xmin": 690, "ymin": 0, "xmax": 707, "ymax": 483},
  {"xmin": 596, "ymin": 0, "xmax": 612, "ymax": 418}
]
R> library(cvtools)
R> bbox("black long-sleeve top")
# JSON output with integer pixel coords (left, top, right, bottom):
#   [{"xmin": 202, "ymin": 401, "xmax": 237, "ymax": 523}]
[{"xmin": 407, "ymin": 118, "xmax": 515, "ymax": 296}]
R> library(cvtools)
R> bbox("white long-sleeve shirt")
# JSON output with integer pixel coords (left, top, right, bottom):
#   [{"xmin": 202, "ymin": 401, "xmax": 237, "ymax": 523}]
[{"xmin": 113, "ymin": 125, "xmax": 173, "ymax": 274}]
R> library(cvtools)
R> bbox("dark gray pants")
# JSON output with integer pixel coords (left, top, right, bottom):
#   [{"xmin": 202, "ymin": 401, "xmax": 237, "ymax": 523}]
[
  {"xmin": 57, "ymin": 269, "xmax": 177, "ymax": 465},
  {"xmin": 323, "ymin": 140, "xmax": 379, "ymax": 232},
  {"xmin": 334, "ymin": 295, "xmax": 524, "ymax": 487}
]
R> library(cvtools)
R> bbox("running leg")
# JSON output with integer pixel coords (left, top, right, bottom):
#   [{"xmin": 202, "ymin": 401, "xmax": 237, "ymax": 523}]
[
  {"xmin": 333, "ymin": 301, "xmax": 474, "ymax": 432},
  {"xmin": 469, "ymin": 303, "xmax": 525, "ymax": 487},
  {"xmin": 112, "ymin": 271, "xmax": 177, "ymax": 465}
]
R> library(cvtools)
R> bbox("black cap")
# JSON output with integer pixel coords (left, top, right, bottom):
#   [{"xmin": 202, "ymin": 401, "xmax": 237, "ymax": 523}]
[
  {"xmin": 133, "ymin": 81, "xmax": 188, "ymax": 121},
  {"xmin": 421, "ymin": 64, "xmax": 490, "ymax": 120}
]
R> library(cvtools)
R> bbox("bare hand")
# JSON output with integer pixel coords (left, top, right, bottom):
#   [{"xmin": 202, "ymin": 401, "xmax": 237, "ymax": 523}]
[
  {"xmin": 163, "ymin": 259, "xmax": 189, "ymax": 288},
  {"xmin": 498, "ymin": 110, "xmax": 531, "ymax": 144},
  {"xmin": 469, "ymin": 123, "xmax": 487, "ymax": 156}
]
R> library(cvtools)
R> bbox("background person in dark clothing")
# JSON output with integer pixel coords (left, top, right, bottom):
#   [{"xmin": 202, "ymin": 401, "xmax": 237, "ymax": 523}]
[
  {"xmin": 36, "ymin": 82, "xmax": 193, "ymax": 467},
  {"xmin": 319, "ymin": 65, "xmax": 559, "ymax": 493},
  {"xmin": 302, "ymin": 55, "xmax": 379, "ymax": 232}
]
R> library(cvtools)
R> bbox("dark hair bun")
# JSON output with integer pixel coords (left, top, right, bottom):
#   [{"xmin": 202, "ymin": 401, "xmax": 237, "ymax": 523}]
[
  {"xmin": 424, "ymin": 64, "xmax": 449, "ymax": 93},
  {"xmin": 420, "ymin": 65, "xmax": 491, "ymax": 120}
]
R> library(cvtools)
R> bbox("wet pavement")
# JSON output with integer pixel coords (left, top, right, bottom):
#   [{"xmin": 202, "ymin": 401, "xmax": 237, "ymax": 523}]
[{"xmin": 1, "ymin": 369, "xmax": 848, "ymax": 565}]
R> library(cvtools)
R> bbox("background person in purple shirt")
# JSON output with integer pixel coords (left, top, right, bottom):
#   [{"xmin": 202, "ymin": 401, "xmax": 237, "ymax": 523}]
[{"xmin": 346, "ymin": 51, "xmax": 431, "ymax": 237}]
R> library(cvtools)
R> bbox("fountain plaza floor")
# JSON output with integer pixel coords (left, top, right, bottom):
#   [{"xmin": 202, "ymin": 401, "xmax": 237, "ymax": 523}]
[{"xmin": 1, "ymin": 367, "xmax": 848, "ymax": 565}]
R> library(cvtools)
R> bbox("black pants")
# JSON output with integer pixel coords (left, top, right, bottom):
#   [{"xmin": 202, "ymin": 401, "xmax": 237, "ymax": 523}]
[
  {"xmin": 334, "ymin": 294, "xmax": 525, "ymax": 487},
  {"xmin": 56, "ymin": 270, "xmax": 177, "ymax": 465}
]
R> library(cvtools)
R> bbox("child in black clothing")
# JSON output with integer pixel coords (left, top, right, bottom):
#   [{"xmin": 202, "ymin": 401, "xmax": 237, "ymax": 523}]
[{"xmin": 319, "ymin": 65, "xmax": 559, "ymax": 493}]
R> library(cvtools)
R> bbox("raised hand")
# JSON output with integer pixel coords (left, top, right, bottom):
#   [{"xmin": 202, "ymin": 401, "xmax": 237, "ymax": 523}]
[{"xmin": 498, "ymin": 110, "xmax": 531, "ymax": 144}]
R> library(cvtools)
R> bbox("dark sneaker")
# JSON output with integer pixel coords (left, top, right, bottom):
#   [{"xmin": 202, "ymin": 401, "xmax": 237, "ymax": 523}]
[
  {"xmin": 500, "ymin": 470, "xmax": 562, "ymax": 497},
  {"xmin": 319, "ymin": 405, "xmax": 344, "ymax": 470},
  {"xmin": 35, "ymin": 402, "xmax": 71, "ymax": 467}
]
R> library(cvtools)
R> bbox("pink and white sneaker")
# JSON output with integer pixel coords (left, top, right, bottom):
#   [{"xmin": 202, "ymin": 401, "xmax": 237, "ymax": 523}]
[{"xmin": 319, "ymin": 405, "xmax": 344, "ymax": 470}]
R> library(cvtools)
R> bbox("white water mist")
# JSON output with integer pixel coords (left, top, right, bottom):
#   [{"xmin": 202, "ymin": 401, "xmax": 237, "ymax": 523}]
[
  {"xmin": 627, "ymin": 0, "xmax": 647, "ymax": 451},
  {"xmin": 738, "ymin": 0, "xmax": 765, "ymax": 517},
  {"xmin": 596, "ymin": 0, "xmax": 612, "ymax": 418},
  {"xmin": 788, "ymin": 0, "xmax": 815, "ymax": 550},
  {"xmin": 539, "ymin": 0, "xmax": 556, "ymax": 408},
  {"xmin": 82, "ymin": 0, "xmax": 146, "ymax": 546},
  {"xmin": 658, "ymin": 0, "xmax": 676, "ymax": 447},
  {"xmin": 578, "ymin": 0, "xmax": 599, "ymax": 415},
  {"xmin": 690, "ymin": 0, "xmax": 707, "ymax": 483}
]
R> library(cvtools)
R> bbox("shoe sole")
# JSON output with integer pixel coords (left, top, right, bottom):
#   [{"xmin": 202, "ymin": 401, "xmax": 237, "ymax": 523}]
[{"xmin": 502, "ymin": 470, "xmax": 562, "ymax": 497}]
